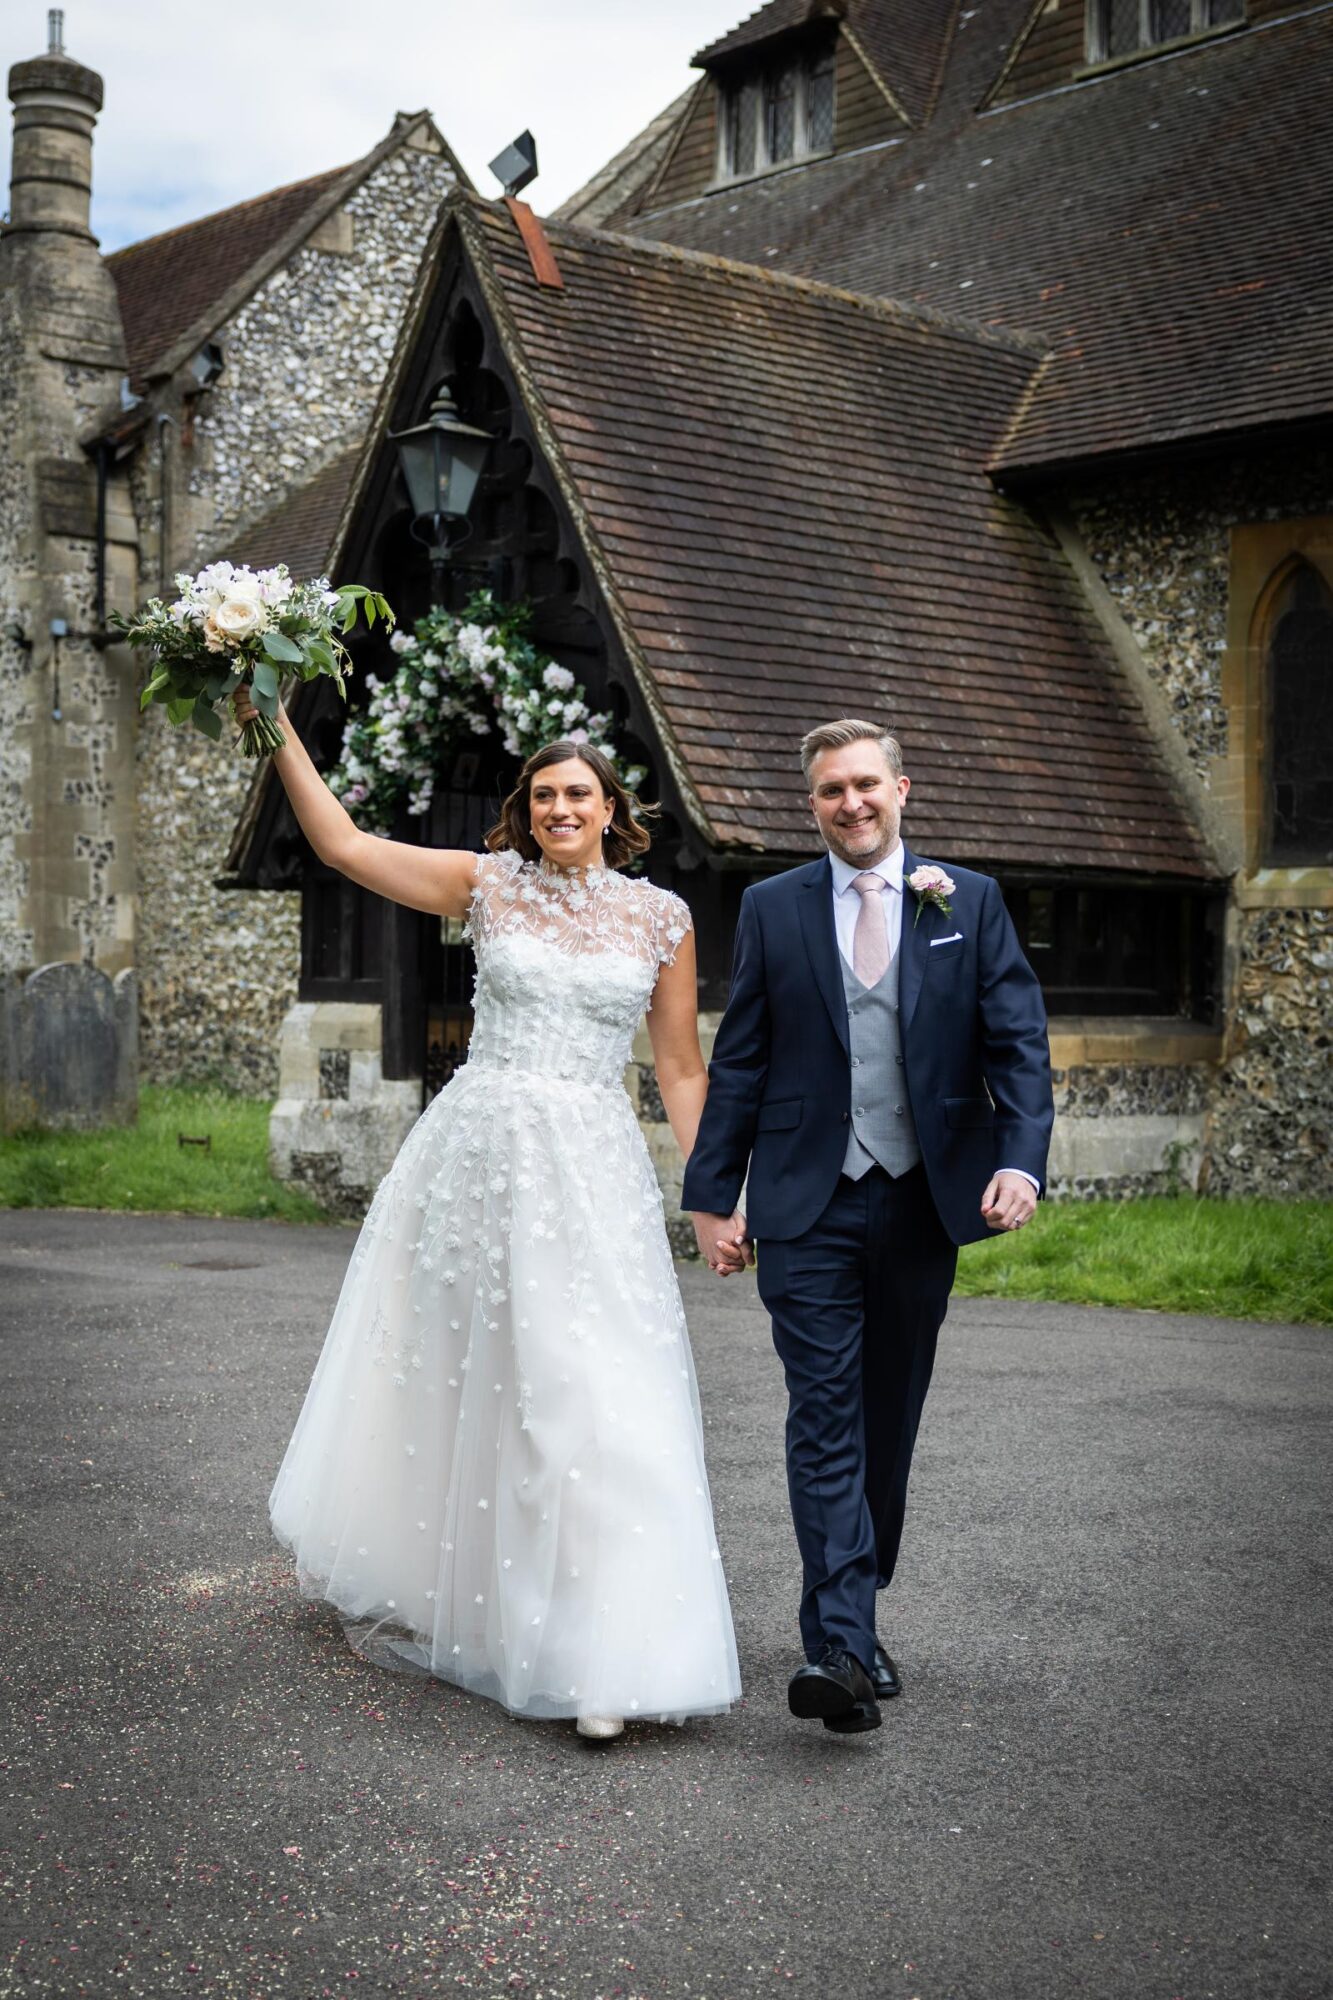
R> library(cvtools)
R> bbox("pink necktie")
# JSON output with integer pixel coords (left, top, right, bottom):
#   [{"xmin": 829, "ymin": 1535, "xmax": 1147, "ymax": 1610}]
[{"xmin": 852, "ymin": 873, "xmax": 890, "ymax": 987}]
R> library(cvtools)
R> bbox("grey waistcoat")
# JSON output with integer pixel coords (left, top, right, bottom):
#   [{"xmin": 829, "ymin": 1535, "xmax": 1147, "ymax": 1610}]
[{"xmin": 840, "ymin": 946, "xmax": 922, "ymax": 1181}]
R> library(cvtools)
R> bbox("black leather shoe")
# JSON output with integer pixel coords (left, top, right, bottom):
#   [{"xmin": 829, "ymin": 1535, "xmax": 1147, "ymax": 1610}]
[
  {"xmin": 871, "ymin": 1644, "xmax": 902, "ymax": 1701},
  {"xmin": 788, "ymin": 1647, "xmax": 881, "ymax": 1733}
]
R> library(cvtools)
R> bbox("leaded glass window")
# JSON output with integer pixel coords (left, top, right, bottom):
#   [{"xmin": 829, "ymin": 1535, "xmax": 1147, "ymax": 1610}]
[
  {"xmin": 807, "ymin": 48, "xmax": 835, "ymax": 151},
  {"xmin": 718, "ymin": 41, "xmax": 837, "ymax": 180},
  {"xmin": 1087, "ymin": 0, "xmax": 1243, "ymax": 62},
  {"xmin": 725, "ymin": 82, "xmax": 758, "ymax": 177},
  {"xmin": 1267, "ymin": 563, "xmax": 1333, "ymax": 864},
  {"xmin": 764, "ymin": 66, "xmax": 796, "ymax": 163}
]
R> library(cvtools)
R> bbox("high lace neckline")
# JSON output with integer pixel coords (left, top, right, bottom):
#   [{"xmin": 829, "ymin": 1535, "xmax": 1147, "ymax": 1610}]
[{"xmin": 536, "ymin": 857, "xmax": 612, "ymax": 887}]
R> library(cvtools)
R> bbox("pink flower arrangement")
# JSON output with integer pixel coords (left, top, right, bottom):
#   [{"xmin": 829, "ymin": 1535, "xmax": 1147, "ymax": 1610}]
[{"xmin": 908, "ymin": 863, "xmax": 956, "ymax": 925}]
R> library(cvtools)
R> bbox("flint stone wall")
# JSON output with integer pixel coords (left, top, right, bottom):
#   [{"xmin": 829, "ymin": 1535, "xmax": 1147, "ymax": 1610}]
[
  {"xmin": 1069, "ymin": 446, "xmax": 1333, "ymax": 1200},
  {"xmin": 1, "ymin": 961, "xmax": 137, "ymax": 1132},
  {"xmin": 1208, "ymin": 907, "xmax": 1331, "ymax": 1199},
  {"xmin": 1047, "ymin": 1063, "xmax": 1209, "ymax": 1199},
  {"xmin": 1067, "ymin": 443, "xmax": 1333, "ymax": 779},
  {"xmin": 134, "ymin": 136, "xmax": 458, "ymax": 1094},
  {"xmin": 185, "ymin": 139, "xmax": 458, "ymax": 556}
]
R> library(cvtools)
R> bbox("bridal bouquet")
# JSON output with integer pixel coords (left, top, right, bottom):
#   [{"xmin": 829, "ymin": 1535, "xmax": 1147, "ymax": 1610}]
[{"xmin": 113, "ymin": 561, "xmax": 394, "ymax": 758}]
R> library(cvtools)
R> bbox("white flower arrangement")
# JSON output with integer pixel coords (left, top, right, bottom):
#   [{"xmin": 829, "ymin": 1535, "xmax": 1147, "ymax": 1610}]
[
  {"xmin": 113, "ymin": 561, "xmax": 392, "ymax": 757},
  {"xmin": 328, "ymin": 592, "xmax": 646, "ymax": 829}
]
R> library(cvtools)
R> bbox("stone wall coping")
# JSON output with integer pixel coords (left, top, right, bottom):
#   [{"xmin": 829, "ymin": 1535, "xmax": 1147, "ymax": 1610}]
[
  {"xmin": 1233, "ymin": 868, "xmax": 1333, "ymax": 911},
  {"xmin": 286, "ymin": 1000, "xmax": 385, "ymax": 1048},
  {"xmin": 1048, "ymin": 1019, "xmax": 1223, "ymax": 1067}
]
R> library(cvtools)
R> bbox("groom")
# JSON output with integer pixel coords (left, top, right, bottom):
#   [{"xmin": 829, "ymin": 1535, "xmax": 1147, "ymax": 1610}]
[{"xmin": 683, "ymin": 719, "xmax": 1053, "ymax": 1734}]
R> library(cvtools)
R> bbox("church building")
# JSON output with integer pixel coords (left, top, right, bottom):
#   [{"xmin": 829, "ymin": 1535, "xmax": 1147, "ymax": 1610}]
[{"xmin": 2, "ymin": 2, "xmax": 1329, "ymax": 1217}]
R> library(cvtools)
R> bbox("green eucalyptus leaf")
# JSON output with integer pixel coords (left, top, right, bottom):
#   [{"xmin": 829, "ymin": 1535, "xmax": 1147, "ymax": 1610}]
[
  {"xmin": 253, "ymin": 683, "xmax": 279, "ymax": 720},
  {"xmin": 191, "ymin": 701, "xmax": 223, "ymax": 740},
  {"xmin": 251, "ymin": 659, "xmax": 279, "ymax": 700},
  {"xmin": 262, "ymin": 631, "xmax": 303, "ymax": 664},
  {"xmin": 166, "ymin": 694, "xmax": 196, "ymax": 725}
]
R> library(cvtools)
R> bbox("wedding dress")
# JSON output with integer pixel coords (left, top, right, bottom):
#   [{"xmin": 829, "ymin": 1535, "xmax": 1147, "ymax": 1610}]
[{"xmin": 270, "ymin": 851, "xmax": 741, "ymax": 1724}]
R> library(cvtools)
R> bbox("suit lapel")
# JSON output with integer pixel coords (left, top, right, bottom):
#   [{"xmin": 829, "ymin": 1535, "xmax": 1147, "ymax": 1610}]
[
  {"xmin": 898, "ymin": 843, "xmax": 927, "ymax": 1031},
  {"xmin": 796, "ymin": 857, "xmax": 850, "ymax": 1058}
]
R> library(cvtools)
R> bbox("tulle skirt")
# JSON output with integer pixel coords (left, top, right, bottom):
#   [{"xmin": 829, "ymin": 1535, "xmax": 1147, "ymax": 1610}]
[{"xmin": 269, "ymin": 1062, "xmax": 741, "ymax": 1724}]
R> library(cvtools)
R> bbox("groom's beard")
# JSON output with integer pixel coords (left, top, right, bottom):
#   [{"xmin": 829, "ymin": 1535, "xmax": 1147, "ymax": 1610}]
[{"xmin": 823, "ymin": 815, "xmax": 901, "ymax": 869}]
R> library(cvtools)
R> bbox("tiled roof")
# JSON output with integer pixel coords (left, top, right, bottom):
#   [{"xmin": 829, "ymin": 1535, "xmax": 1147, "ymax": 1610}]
[
  {"xmin": 629, "ymin": 7, "xmax": 1333, "ymax": 471},
  {"xmin": 695, "ymin": 0, "xmax": 836, "ymax": 66},
  {"xmin": 106, "ymin": 165, "xmax": 353, "ymax": 383},
  {"xmin": 461, "ymin": 197, "xmax": 1211, "ymax": 873},
  {"xmin": 845, "ymin": 0, "xmax": 956, "ymax": 124},
  {"xmin": 692, "ymin": 0, "xmax": 952, "ymax": 123},
  {"xmin": 553, "ymin": 87, "xmax": 697, "ymax": 228},
  {"xmin": 226, "ymin": 446, "xmax": 362, "ymax": 580}
]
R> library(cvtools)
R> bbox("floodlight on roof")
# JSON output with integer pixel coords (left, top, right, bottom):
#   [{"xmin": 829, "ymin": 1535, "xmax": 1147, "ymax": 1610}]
[
  {"xmin": 187, "ymin": 341, "xmax": 224, "ymax": 391},
  {"xmin": 488, "ymin": 130, "xmax": 538, "ymax": 199}
]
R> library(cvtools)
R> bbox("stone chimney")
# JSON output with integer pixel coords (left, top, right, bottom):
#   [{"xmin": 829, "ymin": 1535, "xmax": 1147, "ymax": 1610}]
[
  {"xmin": 0, "ymin": 11, "xmax": 139, "ymax": 1006},
  {"xmin": 7, "ymin": 10, "xmax": 104, "ymax": 241}
]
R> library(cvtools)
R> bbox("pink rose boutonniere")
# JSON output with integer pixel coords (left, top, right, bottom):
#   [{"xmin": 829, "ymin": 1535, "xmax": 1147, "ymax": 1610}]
[{"xmin": 908, "ymin": 863, "xmax": 956, "ymax": 927}]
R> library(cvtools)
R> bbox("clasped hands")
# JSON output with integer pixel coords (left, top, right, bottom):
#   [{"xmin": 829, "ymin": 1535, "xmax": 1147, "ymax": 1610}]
[
  {"xmin": 693, "ymin": 1169, "xmax": 1035, "ymax": 1276},
  {"xmin": 692, "ymin": 1210, "xmax": 753, "ymax": 1276}
]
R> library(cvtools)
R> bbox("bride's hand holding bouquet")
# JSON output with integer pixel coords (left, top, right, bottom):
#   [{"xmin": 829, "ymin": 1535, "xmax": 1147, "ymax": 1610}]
[{"xmin": 112, "ymin": 562, "xmax": 393, "ymax": 759}]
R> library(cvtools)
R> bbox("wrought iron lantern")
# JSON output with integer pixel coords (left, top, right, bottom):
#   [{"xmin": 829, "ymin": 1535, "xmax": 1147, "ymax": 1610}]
[{"xmin": 390, "ymin": 384, "xmax": 493, "ymax": 586}]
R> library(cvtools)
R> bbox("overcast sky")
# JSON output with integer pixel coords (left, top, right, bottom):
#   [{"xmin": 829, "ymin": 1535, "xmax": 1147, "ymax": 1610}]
[{"xmin": 2, "ymin": 1, "xmax": 746, "ymax": 252}]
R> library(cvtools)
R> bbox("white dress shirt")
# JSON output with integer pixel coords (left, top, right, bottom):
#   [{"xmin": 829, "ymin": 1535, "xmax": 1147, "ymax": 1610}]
[{"xmin": 827, "ymin": 842, "xmax": 1039, "ymax": 1195}]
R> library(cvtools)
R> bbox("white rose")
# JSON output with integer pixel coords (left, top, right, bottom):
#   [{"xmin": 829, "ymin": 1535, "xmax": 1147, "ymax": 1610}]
[{"xmin": 211, "ymin": 592, "xmax": 268, "ymax": 643}]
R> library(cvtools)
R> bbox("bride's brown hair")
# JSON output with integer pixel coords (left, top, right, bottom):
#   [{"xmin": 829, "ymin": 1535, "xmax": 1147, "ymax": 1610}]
[{"xmin": 486, "ymin": 739, "xmax": 656, "ymax": 871}]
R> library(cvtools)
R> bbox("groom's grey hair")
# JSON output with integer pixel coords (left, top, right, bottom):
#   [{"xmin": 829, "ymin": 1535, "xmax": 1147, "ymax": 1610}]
[{"xmin": 800, "ymin": 719, "xmax": 903, "ymax": 786}]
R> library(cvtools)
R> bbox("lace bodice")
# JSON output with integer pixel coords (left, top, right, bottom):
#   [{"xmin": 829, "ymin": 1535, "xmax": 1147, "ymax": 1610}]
[{"xmin": 461, "ymin": 851, "xmax": 691, "ymax": 1090}]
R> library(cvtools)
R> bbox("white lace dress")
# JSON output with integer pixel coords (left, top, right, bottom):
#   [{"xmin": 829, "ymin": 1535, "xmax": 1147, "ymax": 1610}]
[{"xmin": 269, "ymin": 851, "xmax": 741, "ymax": 1724}]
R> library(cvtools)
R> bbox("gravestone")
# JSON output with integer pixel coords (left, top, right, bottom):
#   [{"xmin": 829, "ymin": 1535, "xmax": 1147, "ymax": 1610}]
[{"xmin": 0, "ymin": 963, "xmax": 138, "ymax": 1132}]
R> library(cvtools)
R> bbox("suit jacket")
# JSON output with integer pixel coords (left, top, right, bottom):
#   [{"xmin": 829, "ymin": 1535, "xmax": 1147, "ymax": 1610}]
[{"xmin": 681, "ymin": 846, "xmax": 1054, "ymax": 1247}]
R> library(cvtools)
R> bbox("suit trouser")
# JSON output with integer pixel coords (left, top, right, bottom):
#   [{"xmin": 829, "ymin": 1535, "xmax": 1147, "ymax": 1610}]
[{"xmin": 756, "ymin": 1163, "xmax": 958, "ymax": 1670}]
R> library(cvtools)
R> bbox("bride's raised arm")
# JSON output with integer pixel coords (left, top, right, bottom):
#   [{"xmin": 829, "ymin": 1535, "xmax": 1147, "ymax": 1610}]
[{"xmin": 235, "ymin": 690, "xmax": 476, "ymax": 920}]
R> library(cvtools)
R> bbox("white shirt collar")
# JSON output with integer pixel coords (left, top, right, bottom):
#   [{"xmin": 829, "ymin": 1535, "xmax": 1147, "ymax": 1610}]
[{"xmin": 829, "ymin": 842, "xmax": 904, "ymax": 896}]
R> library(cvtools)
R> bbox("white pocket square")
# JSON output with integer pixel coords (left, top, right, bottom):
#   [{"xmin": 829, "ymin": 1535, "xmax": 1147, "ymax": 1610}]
[{"xmin": 929, "ymin": 932, "xmax": 964, "ymax": 946}]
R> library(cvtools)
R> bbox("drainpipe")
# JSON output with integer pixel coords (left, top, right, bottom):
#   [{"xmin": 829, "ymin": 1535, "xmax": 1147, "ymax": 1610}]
[
  {"xmin": 157, "ymin": 412, "xmax": 175, "ymax": 592},
  {"xmin": 93, "ymin": 438, "xmax": 109, "ymax": 632}
]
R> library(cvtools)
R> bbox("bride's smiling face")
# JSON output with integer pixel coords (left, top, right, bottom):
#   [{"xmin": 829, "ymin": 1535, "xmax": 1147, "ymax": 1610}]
[{"xmin": 529, "ymin": 758, "xmax": 614, "ymax": 869}]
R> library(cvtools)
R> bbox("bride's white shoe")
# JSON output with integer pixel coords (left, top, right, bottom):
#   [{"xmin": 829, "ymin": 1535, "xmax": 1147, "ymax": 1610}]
[{"xmin": 576, "ymin": 1715, "xmax": 625, "ymax": 1741}]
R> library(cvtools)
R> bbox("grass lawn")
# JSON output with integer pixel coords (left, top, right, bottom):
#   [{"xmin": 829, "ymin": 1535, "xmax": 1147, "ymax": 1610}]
[
  {"xmin": 2, "ymin": 1091, "xmax": 1328, "ymax": 1323},
  {"xmin": 956, "ymin": 1195, "xmax": 1332, "ymax": 1326},
  {"xmin": 0, "ymin": 1086, "xmax": 327, "ymax": 1225}
]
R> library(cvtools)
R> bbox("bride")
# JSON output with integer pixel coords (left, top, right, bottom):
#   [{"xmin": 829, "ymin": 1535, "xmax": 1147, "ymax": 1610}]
[{"xmin": 236, "ymin": 688, "xmax": 742, "ymax": 1739}]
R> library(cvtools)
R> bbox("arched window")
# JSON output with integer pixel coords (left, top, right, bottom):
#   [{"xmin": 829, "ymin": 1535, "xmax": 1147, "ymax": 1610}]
[{"xmin": 1267, "ymin": 561, "xmax": 1333, "ymax": 865}]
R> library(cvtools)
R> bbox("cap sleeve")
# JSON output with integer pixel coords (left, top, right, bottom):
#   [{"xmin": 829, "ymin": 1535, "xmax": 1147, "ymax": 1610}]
[
  {"xmin": 463, "ymin": 847, "xmax": 525, "ymax": 949},
  {"xmin": 653, "ymin": 886, "xmax": 693, "ymax": 969}
]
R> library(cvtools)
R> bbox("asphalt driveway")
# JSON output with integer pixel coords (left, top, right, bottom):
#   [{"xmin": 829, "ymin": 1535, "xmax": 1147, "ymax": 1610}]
[{"xmin": 0, "ymin": 1210, "xmax": 1328, "ymax": 1999}]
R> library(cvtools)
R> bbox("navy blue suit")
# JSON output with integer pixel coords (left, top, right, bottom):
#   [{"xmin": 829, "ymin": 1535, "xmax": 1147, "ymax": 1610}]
[{"xmin": 682, "ymin": 846, "xmax": 1053, "ymax": 1668}]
